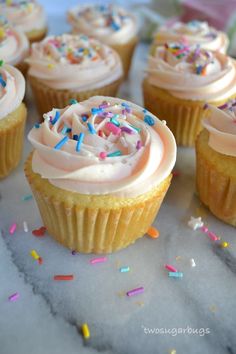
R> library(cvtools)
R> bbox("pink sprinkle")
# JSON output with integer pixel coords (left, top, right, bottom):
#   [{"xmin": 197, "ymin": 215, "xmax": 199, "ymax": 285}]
[
  {"xmin": 207, "ymin": 231, "xmax": 219, "ymax": 242},
  {"xmin": 8, "ymin": 292, "xmax": 19, "ymax": 302},
  {"xmin": 9, "ymin": 223, "xmax": 17, "ymax": 235},
  {"xmin": 90, "ymin": 257, "xmax": 107, "ymax": 264},
  {"xmin": 201, "ymin": 226, "xmax": 209, "ymax": 233},
  {"xmin": 165, "ymin": 264, "xmax": 177, "ymax": 272},
  {"xmin": 99, "ymin": 152, "xmax": 107, "ymax": 159},
  {"xmin": 136, "ymin": 140, "xmax": 142, "ymax": 150},
  {"xmin": 172, "ymin": 170, "xmax": 180, "ymax": 177},
  {"xmin": 105, "ymin": 122, "xmax": 121, "ymax": 135},
  {"xmin": 127, "ymin": 287, "xmax": 144, "ymax": 297}
]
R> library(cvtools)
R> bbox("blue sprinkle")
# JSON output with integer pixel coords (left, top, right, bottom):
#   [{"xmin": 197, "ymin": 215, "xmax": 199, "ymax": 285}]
[
  {"xmin": 76, "ymin": 132, "xmax": 84, "ymax": 152},
  {"xmin": 107, "ymin": 150, "xmax": 122, "ymax": 157},
  {"xmin": 54, "ymin": 136, "xmax": 69, "ymax": 150},
  {"xmin": 144, "ymin": 114, "xmax": 155, "ymax": 126},
  {"xmin": 0, "ymin": 74, "xmax": 6, "ymax": 88},
  {"xmin": 73, "ymin": 134, "xmax": 79, "ymax": 141},
  {"xmin": 91, "ymin": 107, "xmax": 103, "ymax": 114},
  {"xmin": 120, "ymin": 266, "xmax": 130, "ymax": 273},
  {"xmin": 69, "ymin": 98, "xmax": 78, "ymax": 105},
  {"xmin": 87, "ymin": 122, "xmax": 96, "ymax": 134},
  {"xmin": 82, "ymin": 115, "xmax": 88, "ymax": 122},
  {"xmin": 61, "ymin": 125, "xmax": 71, "ymax": 135},
  {"xmin": 51, "ymin": 111, "xmax": 60, "ymax": 125},
  {"xmin": 34, "ymin": 123, "xmax": 40, "ymax": 128},
  {"xmin": 111, "ymin": 22, "xmax": 120, "ymax": 31},
  {"xmin": 196, "ymin": 66, "xmax": 202, "ymax": 75},
  {"xmin": 21, "ymin": 194, "xmax": 33, "ymax": 201},
  {"xmin": 142, "ymin": 109, "xmax": 147, "ymax": 113}
]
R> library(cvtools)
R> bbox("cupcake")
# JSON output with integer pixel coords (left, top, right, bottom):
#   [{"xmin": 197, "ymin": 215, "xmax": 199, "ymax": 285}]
[
  {"xmin": 67, "ymin": 4, "xmax": 138, "ymax": 78},
  {"xmin": 0, "ymin": 16, "xmax": 29, "ymax": 76},
  {"xmin": 0, "ymin": 63, "xmax": 26, "ymax": 178},
  {"xmin": 151, "ymin": 20, "xmax": 229, "ymax": 54},
  {"xmin": 143, "ymin": 42, "xmax": 236, "ymax": 146},
  {"xmin": 27, "ymin": 34, "xmax": 123, "ymax": 117},
  {"xmin": 196, "ymin": 100, "xmax": 236, "ymax": 226},
  {"xmin": 0, "ymin": 0, "xmax": 47, "ymax": 43},
  {"xmin": 25, "ymin": 96, "xmax": 176, "ymax": 253}
]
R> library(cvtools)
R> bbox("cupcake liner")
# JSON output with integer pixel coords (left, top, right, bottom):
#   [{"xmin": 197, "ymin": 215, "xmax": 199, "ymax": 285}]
[
  {"xmin": 0, "ymin": 103, "xmax": 27, "ymax": 178},
  {"xmin": 143, "ymin": 79, "xmax": 233, "ymax": 147},
  {"xmin": 26, "ymin": 27, "xmax": 47, "ymax": 43},
  {"xmin": 16, "ymin": 61, "xmax": 28, "ymax": 78},
  {"xmin": 28, "ymin": 75, "xmax": 123, "ymax": 117},
  {"xmin": 111, "ymin": 36, "xmax": 138, "ymax": 78},
  {"xmin": 25, "ymin": 152, "xmax": 171, "ymax": 253},
  {"xmin": 196, "ymin": 129, "xmax": 236, "ymax": 226}
]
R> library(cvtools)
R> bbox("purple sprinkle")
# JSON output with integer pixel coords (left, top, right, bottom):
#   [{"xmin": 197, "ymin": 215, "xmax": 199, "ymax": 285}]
[
  {"xmin": 121, "ymin": 126, "xmax": 134, "ymax": 134},
  {"xmin": 136, "ymin": 140, "xmax": 142, "ymax": 150},
  {"xmin": 71, "ymin": 250, "xmax": 77, "ymax": 255},
  {"xmin": 99, "ymin": 101, "xmax": 109, "ymax": 109},
  {"xmin": 203, "ymin": 103, "xmax": 209, "ymax": 110},
  {"xmin": 126, "ymin": 287, "xmax": 144, "ymax": 297},
  {"xmin": 8, "ymin": 293, "xmax": 20, "ymax": 302},
  {"xmin": 218, "ymin": 103, "xmax": 228, "ymax": 110}
]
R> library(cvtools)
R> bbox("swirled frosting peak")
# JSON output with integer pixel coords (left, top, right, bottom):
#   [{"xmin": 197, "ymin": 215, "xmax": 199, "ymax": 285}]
[
  {"xmin": 67, "ymin": 4, "xmax": 137, "ymax": 45},
  {"xmin": 146, "ymin": 42, "xmax": 236, "ymax": 101},
  {"xmin": 0, "ymin": 63, "xmax": 25, "ymax": 120},
  {"xmin": 26, "ymin": 34, "xmax": 123, "ymax": 91},
  {"xmin": 0, "ymin": 15, "xmax": 29, "ymax": 65},
  {"xmin": 203, "ymin": 99, "xmax": 236, "ymax": 157},
  {"xmin": 0, "ymin": 0, "xmax": 46, "ymax": 33},
  {"xmin": 28, "ymin": 96, "xmax": 176, "ymax": 197},
  {"xmin": 153, "ymin": 20, "xmax": 229, "ymax": 54}
]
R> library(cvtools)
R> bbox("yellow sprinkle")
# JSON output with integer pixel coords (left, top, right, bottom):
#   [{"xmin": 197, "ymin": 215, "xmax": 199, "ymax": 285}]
[
  {"xmin": 170, "ymin": 350, "xmax": 176, "ymax": 354},
  {"xmin": 175, "ymin": 256, "xmax": 182, "ymax": 261},
  {"xmin": 81, "ymin": 323, "xmax": 90, "ymax": 339},
  {"xmin": 83, "ymin": 48, "xmax": 89, "ymax": 55},
  {"xmin": 117, "ymin": 291, "xmax": 126, "ymax": 298},
  {"xmin": 0, "ymin": 28, "xmax": 5, "ymax": 39},
  {"xmin": 209, "ymin": 305, "xmax": 217, "ymax": 313},
  {"xmin": 221, "ymin": 241, "xmax": 229, "ymax": 248},
  {"xmin": 47, "ymin": 63, "xmax": 55, "ymax": 69},
  {"xmin": 135, "ymin": 301, "xmax": 144, "ymax": 307},
  {"xmin": 30, "ymin": 249, "xmax": 40, "ymax": 260}
]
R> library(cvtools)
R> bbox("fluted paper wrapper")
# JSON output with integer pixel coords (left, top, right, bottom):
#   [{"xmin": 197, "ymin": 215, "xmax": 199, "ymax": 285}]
[
  {"xmin": 196, "ymin": 129, "xmax": 236, "ymax": 226},
  {"xmin": 29, "ymin": 75, "xmax": 123, "ymax": 117},
  {"xmin": 143, "ymin": 79, "xmax": 233, "ymax": 147},
  {"xmin": 25, "ymin": 153, "xmax": 171, "ymax": 253},
  {"xmin": 0, "ymin": 103, "xmax": 27, "ymax": 178},
  {"xmin": 26, "ymin": 27, "xmax": 47, "ymax": 43}
]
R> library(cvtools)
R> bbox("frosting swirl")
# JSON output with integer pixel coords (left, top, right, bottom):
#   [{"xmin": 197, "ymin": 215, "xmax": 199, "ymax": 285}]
[
  {"xmin": 28, "ymin": 96, "xmax": 176, "ymax": 198},
  {"xmin": 0, "ymin": 0, "xmax": 46, "ymax": 33},
  {"xmin": 26, "ymin": 34, "xmax": 123, "ymax": 91},
  {"xmin": 153, "ymin": 20, "xmax": 229, "ymax": 54},
  {"xmin": 146, "ymin": 42, "xmax": 236, "ymax": 102},
  {"xmin": 0, "ymin": 63, "xmax": 25, "ymax": 120},
  {"xmin": 0, "ymin": 16, "xmax": 29, "ymax": 65},
  {"xmin": 67, "ymin": 4, "xmax": 138, "ymax": 45},
  {"xmin": 203, "ymin": 99, "xmax": 236, "ymax": 157}
]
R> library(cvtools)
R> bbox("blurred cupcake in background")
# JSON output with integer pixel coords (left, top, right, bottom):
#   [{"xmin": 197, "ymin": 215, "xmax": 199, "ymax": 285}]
[
  {"xmin": 151, "ymin": 20, "xmax": 229, "ymax": 54},
  {"xmin": 143, "ymin": 42, "xmax": 236, "ymax": 146},
  {"xmin": 0, "ymin": 0, "xmax": 47, "ymax": 43},
  {"xmin": 27, "ymin": 34, "xmax": 123, "ymax": 116},
  {"xmin": 67, "ymin": 4, "xmax": 138, "ymax": 78},
  {"xmin": 0, "ymin": 16, "xmax": 29, "ymax": 76}
]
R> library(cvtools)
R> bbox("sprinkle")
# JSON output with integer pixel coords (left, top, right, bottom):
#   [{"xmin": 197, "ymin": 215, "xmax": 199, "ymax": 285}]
[
  {"xmin": 90, "ymin": 257, "xmax": 107, "ymax": 264},
  {"xmin": 47, "ymin": 63, "xmax": 55, "ymax": 69},
  {"xmin": 73, "ymin": 134, "xmax": 78, "ymax": 141},
  {"xmin": 107, "ymin": 150, "xmax": 122, "ymax": 157},
  {"xmin": 23, "ymin": 221, "xmax": 28, "ymax": 232},
  {"xmin": 129, "ymin": 124, "xmax": 141, "ymax": 132},
  {"xmin": 76, "ymin": 132, "xmax": 84, "ymax": 152},
  {"xmin": 111, "ymin": 22, "xmax": 120, "ymax": 31},
  {"xmin": 53, "ymin": 275, "xmax": 74, "ymax": 281},
  {"xmin": 91, "ymin": 107, "xmax": 103, "ymax": 114},
  {"xmin": 172, "ymin": 170, "xmax": 180, "ymax": 177},
  {"xmin": 99, "ymin": 151, "xmax": 107, "ymax": 159},
  {"xmin": 9, "ymin": 223, "xmax": 17, "ymax": 235},
  {"xmin": 105, "ymin": 122, "xmax": 121, "ymax": 135},
  {"xmin": 221, "ymin": 241, "xmax": 229, "ymax": 248},
  {"xmin": 207, "ymin": 231, "xmax": 219, "ymax": 242},
  {"xmin": 144, "ymin": 115, "xmax": 155, "ymax": 126},
  {"xmin": 34, "ymin": 123, "xmax": 40, "ymax": 128},
  {"xmin": 165, "ymin": 264, "xmax": 177, "ymax": 272},
  {"xmin": 110, "ymin": 117, "xmax": 120, "ymax": 127},
  {"xmin": 82, "ymin": 115, "xmax": 88, "ymax": 122},
  {"xmin": 0, "ymin": 59, "xmax": 4, "ymax": 67},
  {"xmin": 30, "ymin": 249, "xmax": 40, "ymax": 260},
  {"xmin": 87, "ymin": 122, "xmax": 96, "ymax": 134},
  {"xmin": 201, "ymin": 225, "xmax": 208, "ymax": 233},
  {"xmin": 203, "ymin": 103, "xmax": 209, "ymax": 110},
  {"xmin": 38, "ymin": 257, "xmax": 43, "ymax": 265},
  {"xmin": 136, "ymin": 140, "xmax": 142, "ymax": 150},
  {"xmin": 81, "ymin": 323, "xmax": 90, "ymax": 339},
  {"xmin": 147, "ymin": 226, "xmax": 160, "ymax": 239},
  {"xmin": 187, "ymin": 216, "xmax": 204, "ymax": 230},
  {"xmin": 71, "ymin": 250, "xmax": 77, "ymax": 255},
  {"xmin": 8, "ymin": 293, "xmax": 19, "ymax": 302},
  {"xmin": 121, "ymin": 126, "xmax": 134, "ymax": 134},
  {"xmin": 168, "ymin": 272, "xmax": 183, "ymax": 278},
  {"xmin": 0, "ymin": 74, "xmax": 6, "ymax": 88},
  {"xmin": 32, "ymin": 226, "xmax": 46, "ymax": 237},
  {"xmin": 54, "ymin": 136, "xmax": 69, "ymax": 150},
  {"xmin": 190, "ymin": 258, "xmax": 196, "ymax": 267},
  {"xmin": 218, "ymin": 103, "xmax": 228, "ymax": 110},
  {"xmin": 21, "ymin": 194, "xmax": 33, "ymax": 201},
  {"xmin": 69, "ymin": 98, "xmax": 78, "ymax": 104},
  {"xmin": 51, "ymin": 110, "xmax": 60, "ymax": 125},
  {"xmin": 127, "ymin": 287, "xmax": 144, "ymax": 297},
  {"xmin": 120, "ymin": 266, "xmax": 130, "ymax": 273},
  {"xmin": 99, "ymin": 101, "xmax": 109, "ymax": 109},
  {"xmin": 61, "ymin": 125, "xmax": 71, "ymax": 135},
  {"xmin": 170, "ymin": 350, "xmax": 177, "ymax": 354}
]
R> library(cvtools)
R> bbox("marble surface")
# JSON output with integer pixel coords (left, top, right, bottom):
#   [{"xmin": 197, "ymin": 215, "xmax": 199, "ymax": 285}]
[{"xmin": 1, "ymin": 6, "xmax": 236, "ymax": 354}]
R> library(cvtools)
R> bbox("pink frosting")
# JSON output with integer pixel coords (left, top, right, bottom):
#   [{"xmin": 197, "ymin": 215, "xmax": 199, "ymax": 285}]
[
  {"xmin": 28, "ymin": 96, "xmax": 176, "ymax": 198},
  {"xmin": 26, "ymin": 34, "xmax": 123, "ymax": 91},
  {"xmin": 0, "ymin": 16, "xmax": 29, "ymax": 65},
  {"xmin": 153, "ymin": 20, "xmax": 229, "ymax": 54},
  {"xmin": 146, "ymin": 43, "xmax": 236, "ymax": 102},
  {"xmin": 0, "ymin": 64, "xmax": 25, "ymax": 120},
  {"xmin": 0, "ymin": 0, "xmax": 46, "ymax": 33},
  {"xmin": 203, "ymin": 100, "xmax": 236, "ymax": 157}
]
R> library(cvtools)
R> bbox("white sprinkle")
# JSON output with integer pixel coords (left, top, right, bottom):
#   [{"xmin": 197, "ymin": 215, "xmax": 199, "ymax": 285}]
[
  {"xmin": 23, "ymin": 221, "xmax": 28, "ymax": 233},
  {"xmin": 162, "ymin": 120, "xmax": 167, "ymax": 125},
  {"xmin": 187, "ymin": 216, "xmax": 204, "ymax": 231},
  {"xmin": 190, "ymin": 258, "xmax": 196, "ymax": 267}
]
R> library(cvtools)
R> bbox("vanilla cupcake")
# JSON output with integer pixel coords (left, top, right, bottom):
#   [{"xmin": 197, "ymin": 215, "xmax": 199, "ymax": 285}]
[
  {"xmin": 0, "ymin": 64, "xmax": 26, "ymax": 178},
  {"xmin": 143, "ymin": 42, "xmax": 236, "ymax": 146},
  {"xmin": 67, "ymin": 4, "xmax": 138, "ymax": 77},
  {"xmin": 196, "ymin": 100, "xmax": 236, "ymax": 226},
  {"xmin": 25, "ymin": 96, "xmax": 176, "ymax": 253},
  {"xmin": 0, "ymin": 16, "xmax": 29, "ymax": 76},
  {"xmin": 0, "ymin": 0, "xmax": 47, "ymax": 43},
  {"xmin": 151, "ymin": 20, "xmax": 229, "ymax": 54},
  {"xmin": 27, "ymin": 34, "xmax": 123, "ymax": 117}
]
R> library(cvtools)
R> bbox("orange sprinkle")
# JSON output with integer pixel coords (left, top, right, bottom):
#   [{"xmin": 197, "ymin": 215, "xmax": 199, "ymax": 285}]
[
  {"xmin": 201, "ymin": 67, "xmax": 207, "ymax": 76},
  {"xmin": 53, "ymin": 275, "xmax": 74, "ymax": 281},
  {"xmin": 92, "ymin": 56, "xmax": 99, "ymax": 61},
  {"xmin": 147, "ymin": 226, "xmax": 160, "ymax": 239}
]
